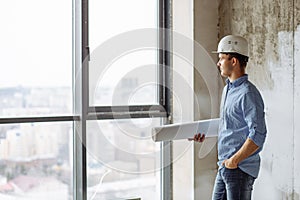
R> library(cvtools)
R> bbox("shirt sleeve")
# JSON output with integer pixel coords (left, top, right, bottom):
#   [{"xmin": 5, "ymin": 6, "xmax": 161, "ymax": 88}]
[{"xmin": 241, "ymin": 91, "xmax": 267, "ymax": 147}]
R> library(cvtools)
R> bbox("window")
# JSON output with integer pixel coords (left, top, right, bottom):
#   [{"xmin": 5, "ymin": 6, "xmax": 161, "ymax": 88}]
[
  {"xmin": 0, "ymin": 0, "xmax": 170, "ymax": 200},
  {"xmin": 75, "ymin": 0, "xmax": 170, "ymax": 199},
  {"xmin": 0, "ymin": 1, "xmax": 73, "ymax": 199},
  {"xmin": 89, "ymin": 50, "xmax": 158, "ymax": 106},
  {"xmin": 86, "ymin": 119, "xmax": 161, "ymax": 200},
  {"xmin": 89, "ymin": 0, "xmax": 159, "ymax": 107},
  {"xmin": 0, "ymin": 0, "xmax": 72, "ymax": 117},
  {"xmin": 0, "ymin": 122, "xmax": 73, "ymax": 199}
]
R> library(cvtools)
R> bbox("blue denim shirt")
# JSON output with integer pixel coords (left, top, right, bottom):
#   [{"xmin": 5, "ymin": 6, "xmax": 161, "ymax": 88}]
[{"xmin": 218, "ymin": 74, "xmax": 267, "ymax": 178}]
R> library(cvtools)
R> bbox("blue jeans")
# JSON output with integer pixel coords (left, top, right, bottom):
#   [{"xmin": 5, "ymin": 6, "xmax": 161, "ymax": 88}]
[{"xmin": 212, "ymin": 167, "xmax": 255, "ymax": 200}]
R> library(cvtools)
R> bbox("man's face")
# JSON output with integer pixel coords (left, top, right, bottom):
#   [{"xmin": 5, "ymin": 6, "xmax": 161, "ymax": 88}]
[{"xmin": 217, "ymin": 53, "xmax": 234, "ymax": 78}]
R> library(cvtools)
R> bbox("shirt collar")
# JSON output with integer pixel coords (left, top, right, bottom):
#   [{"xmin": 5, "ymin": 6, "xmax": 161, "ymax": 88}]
[{"xmin": 226, "ymin": 74, "xmax": 248, "ymax": 89}]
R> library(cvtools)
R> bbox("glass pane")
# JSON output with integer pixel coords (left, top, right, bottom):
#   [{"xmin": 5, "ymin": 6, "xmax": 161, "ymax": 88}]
[
  {"xmin": 89, "ymin": 0, "xmax": 158, "ymax": 106},
  {"xmin": 0, "ymin": 0, "xmax": 72, "ymax": 117},
  {"xmin": 0, "ymin": 122, "xmax": 73, "ymax": 200},
  {"xmin": 86, "ymin": 118, "xmax": 161, "ymax": 200}
]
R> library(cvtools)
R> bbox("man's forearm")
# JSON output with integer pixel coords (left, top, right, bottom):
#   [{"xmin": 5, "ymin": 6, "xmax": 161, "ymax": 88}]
[
  {"xmin": 223, "ymin": 138, "xmax": 259, "ymax": 168},
  {"xmin": 231, "ymin": 138, "xmax": 259, "ymax": 165}
]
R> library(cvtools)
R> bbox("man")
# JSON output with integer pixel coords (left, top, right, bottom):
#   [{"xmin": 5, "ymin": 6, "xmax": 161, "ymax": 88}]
[{"xmin": 192, "ymin": 35, "xmax": 267, "ymax": 200}]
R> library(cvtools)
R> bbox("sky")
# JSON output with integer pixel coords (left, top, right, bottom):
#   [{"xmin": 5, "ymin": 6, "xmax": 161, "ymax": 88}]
[
  {"xmin": 0, "ymin": 0, "xmax": 72, "ymax": 87},
  {"xmin": 0, "ymin": 0, "xmax": 157, "ymax": 88}
]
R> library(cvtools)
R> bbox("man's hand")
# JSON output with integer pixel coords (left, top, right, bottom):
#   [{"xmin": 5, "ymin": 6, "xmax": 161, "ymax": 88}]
[
  {"xmin": 188, "ymin": 133, "xmax": 205, "ymax": 142},
  {"xmin": 222, "ymin": 157, "xmax": 238, "ymax": 169}
]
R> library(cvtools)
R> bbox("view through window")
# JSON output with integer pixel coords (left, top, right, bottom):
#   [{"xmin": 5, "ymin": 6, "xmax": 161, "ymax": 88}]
[
  {"xmin": 0, "ymin": 122, "xmax": 73, "ymax": 200},
  {"xmin": 86, "ymin": 0, "xmax": 162, "ymax": 199},
  {"xmin": 0, "ymin": 0, "xmax": 73, "ymax": 199},
  {"xmin": 0, "ymin": 0, "xmax": 163, "ymax": 199},
  {"xmin": 0, "ymin": 0, "xmax": 72, "ymax": 117},
  {"xmin": 89, "ymin": 0, "xmax": 158, "ymax": 107},
  {"xmin": 86, "ymin": 119, "xmax": 161, "ymax": 200}
]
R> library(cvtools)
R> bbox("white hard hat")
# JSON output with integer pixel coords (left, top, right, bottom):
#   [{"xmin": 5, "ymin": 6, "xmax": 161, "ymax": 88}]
[{"xmin": 213, "ymin": 35, "xmax": 249, "ymax": 57}]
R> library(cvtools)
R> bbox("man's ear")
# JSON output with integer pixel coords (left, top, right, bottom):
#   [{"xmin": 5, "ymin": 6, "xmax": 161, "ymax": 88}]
[{"xmin": 231, "ymin": 57, "xmax": 238, "ymax": 67}]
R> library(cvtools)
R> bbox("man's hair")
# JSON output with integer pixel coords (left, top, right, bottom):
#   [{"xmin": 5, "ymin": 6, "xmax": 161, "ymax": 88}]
[{"xmin": 226, "ymin": 53, "xmax": 248, "ymax": 68}]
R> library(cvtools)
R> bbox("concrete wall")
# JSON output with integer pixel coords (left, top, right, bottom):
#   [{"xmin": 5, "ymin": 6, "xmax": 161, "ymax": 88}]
[
  {"xmin": 172, "ymin": 0, "xmax": 195, "ymax": 199},
  {"xmin": 172, "ymin": 0, "xmax": 221, "ymax": 199},
  {"xmin": 193, "ymin": 0, "xmax": 220, "ymax": 200},
  {"xmin": 295, "ymin": 1, "xmax": 300, "ymax": 198},
  {"xmin": 173, "ymin": 0, "xmax": 300, "ymax": 199},
  {"xmin": 218, "ymin": 0, "xmax": 300, "ymax": 199}
]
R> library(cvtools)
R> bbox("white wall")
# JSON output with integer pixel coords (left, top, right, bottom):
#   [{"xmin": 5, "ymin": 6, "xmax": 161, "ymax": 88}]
[
  {"xmin": 172, "ymin": 0, "xmax": 194, "ymax": 199},
  {"xmin": 193, "ymin": 0, "xmax": 221, "ymax": 200},
  {"xmin": 294, "ymin": 15, "xmax": 300, "ymax": 200},
  {"xmin": 171, "ymin": 0, "xmax": 222, "ymax": 199}
]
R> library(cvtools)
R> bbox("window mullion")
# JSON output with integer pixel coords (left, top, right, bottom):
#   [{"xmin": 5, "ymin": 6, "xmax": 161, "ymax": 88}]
[{"xmin": 159, "ymin": 0, "xmax": 172, "ymax": 200}]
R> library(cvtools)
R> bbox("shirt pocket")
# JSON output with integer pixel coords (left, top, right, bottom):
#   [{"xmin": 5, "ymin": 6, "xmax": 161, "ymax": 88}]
[{"xmin": 225, "ymin": 102, "xmax": 246, "ymax": 129}]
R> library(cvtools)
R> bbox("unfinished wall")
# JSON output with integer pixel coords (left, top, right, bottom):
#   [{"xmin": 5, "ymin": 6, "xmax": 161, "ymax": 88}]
[
  {"xmin": 193, "ymin": 0, "xmax": 220, "ymax": 200},
  {"xmin": 172, "ymin": 0, "xmax": 195, "ymax": 199},
  {"xmin": 294, "ymin": 0, "xmax": 300, "ymax": 199},
  {"xmin": 219, "ymin": 0, "xmax": 300, "ymax": 199}
]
